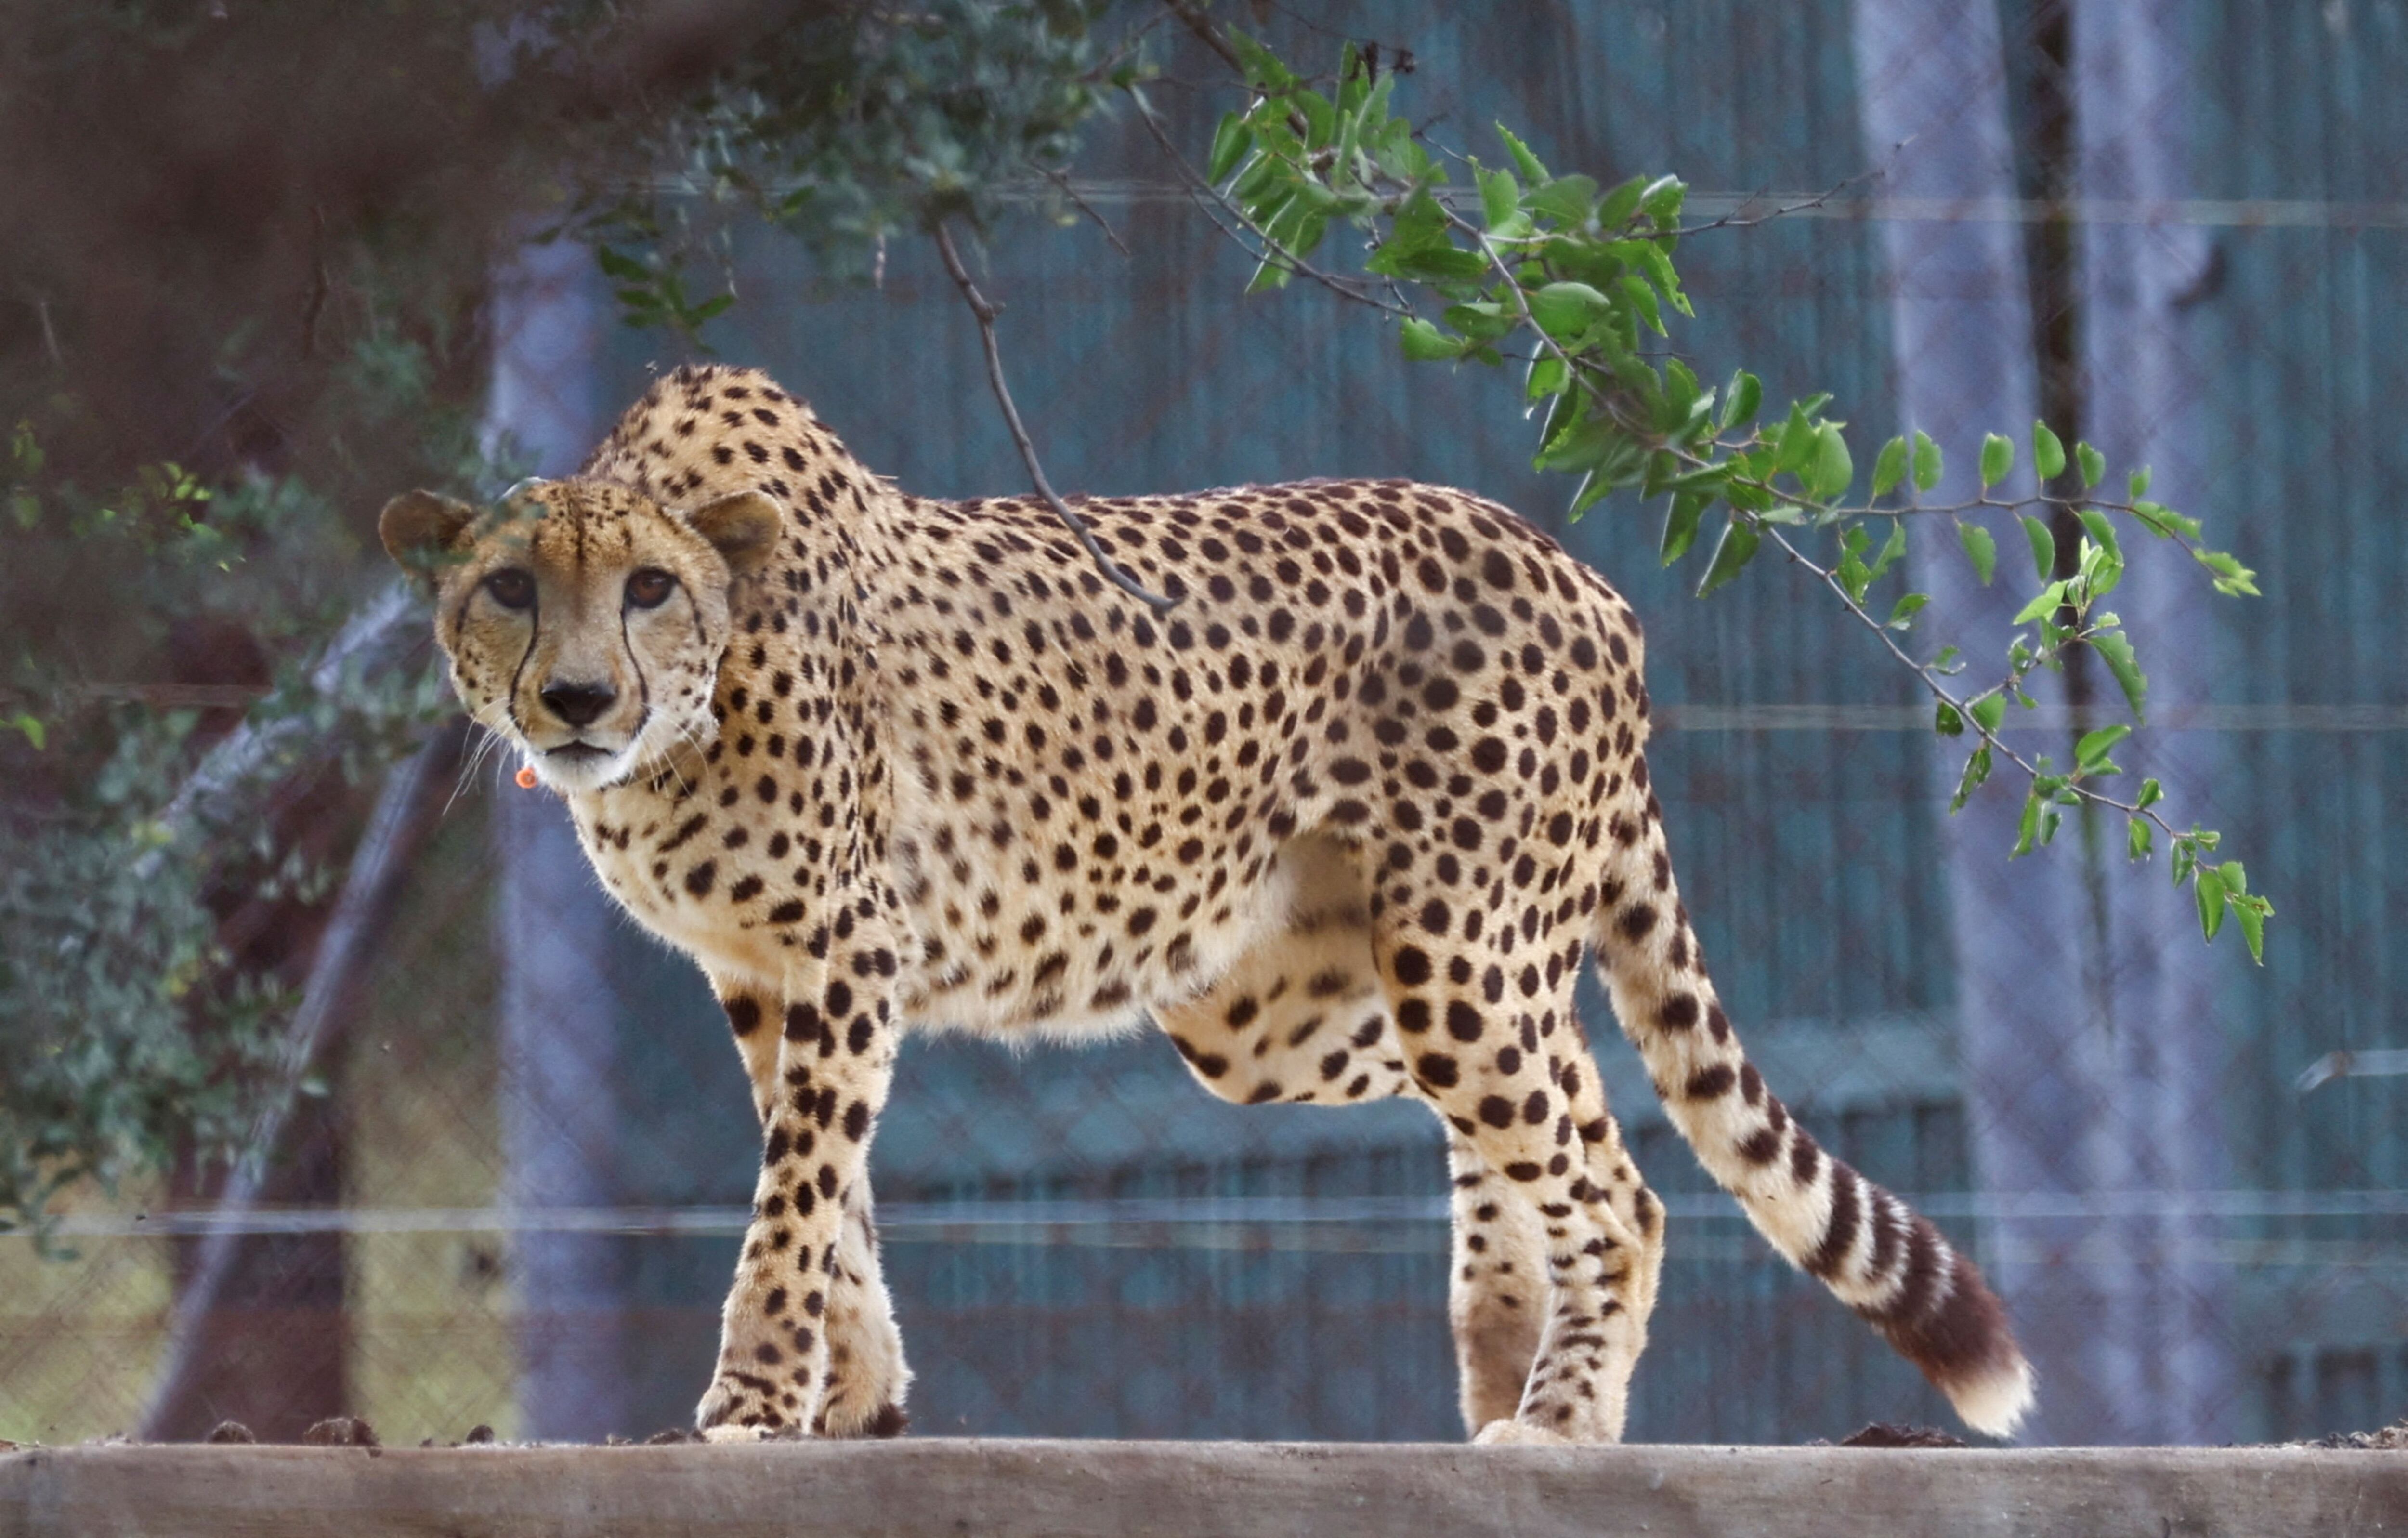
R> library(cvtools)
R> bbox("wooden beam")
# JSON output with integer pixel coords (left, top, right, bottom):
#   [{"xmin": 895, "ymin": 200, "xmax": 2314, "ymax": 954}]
[{"xmin": 6, "ymin": 1441, "xmax": 2404, "ymax": 1538}]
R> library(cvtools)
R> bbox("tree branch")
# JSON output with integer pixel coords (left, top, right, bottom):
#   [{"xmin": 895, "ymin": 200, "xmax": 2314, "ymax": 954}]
[
  {"xmin": 136, "ymin": 717, "xmax": 466, "ymax": 1440},
  {"xmin": 930, "ymin": 220, "xmax": 1179, "ymax": 615}
]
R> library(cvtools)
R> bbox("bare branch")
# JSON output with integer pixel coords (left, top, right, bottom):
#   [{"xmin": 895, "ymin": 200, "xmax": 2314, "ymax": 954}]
[
  {"xmin": 930, "ymin": 220, "xmax": 1178, "ymax": 616},
  {"xmin": 1039, "ymin": 163, "xmax": 1132, "ymax": 257},
  {"xmin": 1671, "ymin": 161, "xmax": 1893, "ymax": 237},
  {"xmin": 1159, "ymin": 0, "xmax": 1247, "ymax": 76}
]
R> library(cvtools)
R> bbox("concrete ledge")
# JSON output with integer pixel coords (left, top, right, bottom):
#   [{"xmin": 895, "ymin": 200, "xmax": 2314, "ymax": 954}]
[{"xmin": 5, "ymin": 1440, "xmax": 2405, "ymax": 1538}]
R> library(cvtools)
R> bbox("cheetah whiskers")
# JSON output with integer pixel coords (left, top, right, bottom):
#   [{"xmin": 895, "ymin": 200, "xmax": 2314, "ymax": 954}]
[{"xmin": 447, "ymin": 705, "xmax": 518, "ymax": 815}]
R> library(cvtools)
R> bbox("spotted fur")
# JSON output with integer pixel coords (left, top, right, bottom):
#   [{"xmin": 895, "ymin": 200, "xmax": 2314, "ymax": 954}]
[{"xmin": 383, "ymin": 364, "xmax": 2034, "ymax": 1443}]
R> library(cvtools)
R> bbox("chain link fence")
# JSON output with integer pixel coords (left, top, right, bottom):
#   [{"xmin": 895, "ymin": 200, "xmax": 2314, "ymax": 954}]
[{"xmin": 7, "ymin": 0, "xmax": 2408, "ymax": 1450}]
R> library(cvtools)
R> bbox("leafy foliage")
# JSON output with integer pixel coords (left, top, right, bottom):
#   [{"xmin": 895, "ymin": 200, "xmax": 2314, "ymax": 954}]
[
  {"xmin": 578, "ymin": 0, "xmax": 1131, "ymax": 333},
  {"xmin": 0, "ymin": 0, "xmax": 1133, "ymax": 1238},
  {"xmin": 1185, "ymin": 34, "xmax": 2271, "ymax": 957}
]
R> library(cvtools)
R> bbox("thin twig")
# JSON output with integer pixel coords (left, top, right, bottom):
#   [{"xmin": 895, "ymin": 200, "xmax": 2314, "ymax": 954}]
[
  {"xmin": 32, "ymin": 294, "xmax": 60, "ymax": 367},
  {"xmin": 1757, "ymin": 521, "xmax": 2188, "ymax": 846},
  {"xmin": 1161, "ymin": 0, "xmax": 1245, "ymax": 75},
  {"xmin": 1671, "ymin": 162, "xmax": 1892, "ymax": 237},
  {"xmin": 1040, "ymin": 163, "xmax": 1132, "ymax": 257},
  {"xmin": 300, "ymin": 204, "xmax": 330, "ymax": 360},
  {"xmin": 930, "ymin": 220, "xmax": 1178, "ymax": 615}
]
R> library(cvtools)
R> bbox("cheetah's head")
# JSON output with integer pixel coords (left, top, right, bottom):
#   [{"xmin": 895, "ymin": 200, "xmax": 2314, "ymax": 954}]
[{"xmin": 380, "ymin": 477, "xmax": 781, "ymax": 793}]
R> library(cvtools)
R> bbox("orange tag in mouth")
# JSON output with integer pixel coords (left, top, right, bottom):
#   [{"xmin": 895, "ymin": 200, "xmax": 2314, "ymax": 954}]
[{"xmin": 515, "ymin": 766, "xmax": 539, "ymax": 790}]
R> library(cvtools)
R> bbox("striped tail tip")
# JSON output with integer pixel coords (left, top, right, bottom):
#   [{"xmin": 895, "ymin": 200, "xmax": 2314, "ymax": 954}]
[
  {"xmin": 1873, "ymin": 1247, "xmax": 2036, "ymax": 1439},
  {"xmin": 1945, "ymin": 1352, "xmax": 2038, "ymax": 1441}
]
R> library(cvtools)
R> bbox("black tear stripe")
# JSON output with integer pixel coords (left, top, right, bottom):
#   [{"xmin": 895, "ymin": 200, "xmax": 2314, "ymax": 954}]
[
  {"xmin": 620, "ymin": 604, "xmax": 654, "ymax": 723},
  {"xmin": 503, "ymin": 594, "xmax": 542, "ymax": 745}
]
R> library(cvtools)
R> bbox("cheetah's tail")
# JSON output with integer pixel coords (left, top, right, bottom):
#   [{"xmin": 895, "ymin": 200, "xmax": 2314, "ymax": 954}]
[{"xmin": 1588, "ymin": 810, "xmax": 2037, "ymax": 1440}]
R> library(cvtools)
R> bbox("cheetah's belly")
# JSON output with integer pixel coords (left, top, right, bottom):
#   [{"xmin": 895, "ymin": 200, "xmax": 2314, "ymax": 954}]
[{"xmin": 881, "ymin": 790, "xmax": 1309, "ymax": 1043}]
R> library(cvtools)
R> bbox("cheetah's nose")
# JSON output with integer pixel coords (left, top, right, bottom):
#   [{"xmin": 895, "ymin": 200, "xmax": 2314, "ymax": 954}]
[{"xmin": 539, "ymin": 680, "xmax": 617, "ymax": 729}]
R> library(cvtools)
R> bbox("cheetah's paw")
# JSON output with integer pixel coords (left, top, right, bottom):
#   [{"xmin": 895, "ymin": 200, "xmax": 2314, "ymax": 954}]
[{"xmin": 1473, "ymin": 1418, "xmax": 1575, "ymax": 1447}]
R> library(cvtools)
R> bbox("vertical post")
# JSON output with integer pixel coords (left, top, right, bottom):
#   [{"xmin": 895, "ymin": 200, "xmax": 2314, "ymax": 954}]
[
  {"xmin": 486, "ymin": 235, "xmax": 628, "ymax": 1442},
  {"xmin": 2071, "ymin": 0, "xmax": 2235, "ymax": 1444},
  {"xmin": 1851, "ymin": 0, "xmax": 2146, "ymax": 1442}
]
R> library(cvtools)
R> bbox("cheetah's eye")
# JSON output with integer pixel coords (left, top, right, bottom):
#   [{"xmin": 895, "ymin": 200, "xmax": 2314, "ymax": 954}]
[
  {"xmin": 626, "ymin": 568, "xmax": 677, "ymax": 609},
  {"xmin": 484, "ymin": 568, "xmax": 534, "ymax": 610}
]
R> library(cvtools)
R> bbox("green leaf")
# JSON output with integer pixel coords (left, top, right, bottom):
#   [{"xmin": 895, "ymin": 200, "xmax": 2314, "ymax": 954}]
[
  {"xmin": 1721, "ymin": 371, "xmax": 1762, "ymax": 433},
  {"xmin": 1496, "ymin": 123, "xmax": 1549, "ymax": 184},
  {"xmin": 2011, "ymin": 787, "xmax": 2045, "ymax": 857},
  {"xmin": 1619, "ymin": 273, "xmax": 1664, "ymax": 336},
  {"xmin": 2077, "ymin": 508, "xmax": 2122, "ymax": 568},
  {"xmin": 1771, "ymin": 401, "xmax": 1818, "ymax": 475},
  {"xmin": 1697, "ymin": 516, "xmax": 1761, "ymax": 596},
  {"xmin": 2076, "ymin": 441, "xmax": 2106, "ymax": 489},
  {"xmin": 2090, "ymin": 630, "xmax": 2148, "ymax": 721},
  {"xmin": 2136, "ymin": 776, "xmax": 2163, "ymax": 809},
  {"xmin": 1660, "ymin": 492, "xmax": 1706, "ymax": 566},
  {"xmin": 2128, "ymin": 465, "xmax": 2153, "ymax": 499},
  {"xmin": 1527, "ymin": 281, "xmax": 1613, "ymax": 340},
  {"xmin": 1225, "ymin": 27, "xmax": 1299, "ymax": 89},
  {"xmin": 1959, "ymin": 523, "xmax": 1998, "ymax": 585},
  {"xmin": 1525, "ymin": 355, "xmax": 1568, "ymax": 402},
  {"xmin": 1397, "ymin": 317, "xmax": 1466, "ymax": 361},
  {"xmin": 1444, "ymin": 301, "xmax": 1514, "ymax": 342},
  {"xmin": 1478, "ymin": 165, "xmax": 1521, "ymax": 227},
  {"xmin": 1638, "ymin": 174, "xmax": 1686, "ymax": 223},
  {"xmin": 2152, "ymin": 506, "xmax": 2204, "ymax": 542},
  {"xmin": 1527, "ymin": 173, "xmax": 1602, "ymax": 227},
  {"xmin": 2234, "ymin": 896, "xmax": 2266, "ymax": 963},
  {"xmin": 2128, "ymin": 818, "xmax": 2154, "ymax": 861},
  {"xmin": 1912, "ymin": 431, "xmax": 1943, "ymax": 493},
  {"xmin": 1888, "ymin": 592, "xmax": 1928, "ymax": 629},
  {"xmin": 1979, "ymin": 433, "xmax": 2015, "ymax": 489},
  {"xmin": 1295, "ymin": 89, "xmax": 1336, "ymax": 148},
  {"xmin": 2195, "ymin": 548, "xmax": 2262, "ymax": 597},
  {"xmin": 1935, "ymin": 700, "xmax": 1964, "ymax": 736},
  {"xmin": 1969, "ymin": 693, "xmax": 2006, "ymax": 735},
  {"xmin": 1866, "ymin": 520, "xmax": 1908, "ymax": 582},
  {"xmin": 1808, "ymin": 422, "xmax": 1854, "ymax": 498},
  {"xmin": 1950, "ymin": 743, "xmax": 1993, "ymax": 812},
  {"xmin": 1208, "ymin": 111, "xmax": 1254, "ymax": 183},
  {"xmin": 594, "ymin": 244, "xmax": 649, "ymax": 281},
  {"xmin": 1594, "ymin": 174, "xmax": 1648, "ymax": 230},
  {"xmin": 2076, "ymin": 723, "xmax": 2130, "ymax": 772},
  {"xmin": 2032, "ymin": 420, "xmax": 2067, "ymax": 481},
  {"xmin": 2, "ymin": 712, "xmax": 43, "ymax": 750},
  {"xmin": 2020, "ymin": 513, "xmax": 2057, "ymax": 581},
  {"xmin": 1627, "ymin": 239, "xmax": 1693, "ymax": 318},
  {"xmin": 1872, "ymin": 436, "xmax": 1908, "ymax": 497},
  {"xmin": 2196, "ymin": 865, "xmax": 2227, "ymax": 942},
  {"xmin": 2014, "ymin": 580, "xmax": 2070, "ymax": 625}
]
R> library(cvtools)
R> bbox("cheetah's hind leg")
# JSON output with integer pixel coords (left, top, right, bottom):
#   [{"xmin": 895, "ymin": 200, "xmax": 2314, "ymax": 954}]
[{"xmin": 1154, "ymin": 833, "xmax": 1406, "ymax": 1108}]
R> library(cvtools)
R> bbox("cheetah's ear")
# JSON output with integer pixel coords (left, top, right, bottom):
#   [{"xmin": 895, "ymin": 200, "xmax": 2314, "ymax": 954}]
[
  {"xmin": 378, "ymin": 491, "xmax": 477, "ymax": 588},
  {"xmin": 684, "ymin": 490, "xmax": 783, "ymax": 578}
]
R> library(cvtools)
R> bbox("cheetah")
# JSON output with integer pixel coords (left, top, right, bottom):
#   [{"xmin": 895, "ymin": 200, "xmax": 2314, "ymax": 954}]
[{"xmin": 381, "ymin": 363, "xmax": 2035, "ymax": 1444}]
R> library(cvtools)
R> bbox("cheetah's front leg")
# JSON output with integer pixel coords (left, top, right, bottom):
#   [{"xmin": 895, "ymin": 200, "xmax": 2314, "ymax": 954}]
[
  {"xmin": 712, "ymin": 977, "xmax": 910, "ymax": 1437},
  {"xmin": 697, "ymin": 955, "xmax": 899, "ymax": 1440}
]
